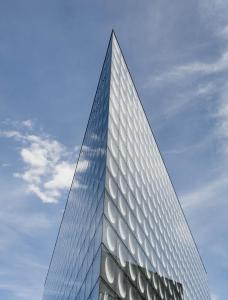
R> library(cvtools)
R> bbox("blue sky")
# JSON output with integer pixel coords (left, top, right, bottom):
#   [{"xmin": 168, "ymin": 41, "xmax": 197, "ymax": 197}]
[{"xmin": 0, "ymin": 1, "xmax": 227, "ymax": 299}]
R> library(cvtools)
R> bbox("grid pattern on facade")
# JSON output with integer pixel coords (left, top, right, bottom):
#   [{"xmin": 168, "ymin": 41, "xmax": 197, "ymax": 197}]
[
  {"xmin": 42, "ymin": 36, "xmax": 112, "ymax": 300},
  {"xmin": 100, "ymin": 33, "xmax": 211, "ymax": 300},
  {"xmin": 42, "ymin": 31, "xmax": 211, "ymax": 300}
]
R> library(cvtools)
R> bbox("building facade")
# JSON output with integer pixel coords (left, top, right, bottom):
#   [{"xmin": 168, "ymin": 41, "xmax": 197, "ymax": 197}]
[{"xmin": 42, "ymin": 32, "xmax": 211, "ymax": 300}]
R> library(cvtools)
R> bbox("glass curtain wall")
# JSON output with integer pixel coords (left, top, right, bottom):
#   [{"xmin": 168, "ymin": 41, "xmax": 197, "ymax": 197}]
[{"xmin": 42, "ymin": 35, "xmax": 112, "ymax": 300}]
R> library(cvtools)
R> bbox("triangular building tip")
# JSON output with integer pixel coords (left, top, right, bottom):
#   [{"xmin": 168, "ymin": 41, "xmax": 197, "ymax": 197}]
[{"xmin": 42, "ymin": 33, "xmax": 211, "ymax": 300}]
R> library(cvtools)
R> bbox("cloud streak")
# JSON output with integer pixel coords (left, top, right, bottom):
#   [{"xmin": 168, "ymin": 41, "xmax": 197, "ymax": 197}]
[
  {"xmin": 147, "ymin": 48, "xmax": 228, "ymax": 86},
  {"xmin": 182, "ymin": 176, "xmax": 228, "ymax": 209}
]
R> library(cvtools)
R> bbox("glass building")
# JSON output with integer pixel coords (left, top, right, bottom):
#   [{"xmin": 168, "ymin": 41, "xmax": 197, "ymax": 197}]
[{"xmin": 42, "ymin": 31, "xmax": 211, "ymax": 300}]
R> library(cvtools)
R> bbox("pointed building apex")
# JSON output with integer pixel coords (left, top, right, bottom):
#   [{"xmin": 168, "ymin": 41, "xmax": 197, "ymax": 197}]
[
  {"xmin": 110, "ymin": 29, "xmax": 116, "ymax": 44},
  {"xmin": 42, "ymin": 29, "xmax": 211, "ymax": 300}
]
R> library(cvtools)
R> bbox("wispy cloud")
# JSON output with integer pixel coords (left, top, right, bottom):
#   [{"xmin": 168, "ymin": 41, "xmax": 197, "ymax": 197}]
[
  {"xmin": 214, "ymin": 82, "xmax": 228, "ymax": 157},
  {"xmin": 0, "ymin": 241, "xmax": 49, "ymax": 300},
  {"xmin": 0, "ymin": 186, "xmax": 54, "ymax": 251},
  {"xmin": 0, "ymin": 182, "xmax": 57, "ymax": 300},
  {"xmin": 211, "ymin": 293, "xmax": 220, "ymax": 300},
  {"xmin": 159, "ymin": 81, "xmax": 215, "ymax": 119},
  {"xmin": 0, "ymin": 121, "xmax": 78, "ymax": 203},
  {"xmin": 0, "ymin": 281, "xmax": 43, "ymax": 300},
  {"xmin": 2, "ymin": 119, "xmax": 34, "ymax": 130},
  {"xmin": 182, "ymin": 175, "xmax": 228, "ymax": 209},
  {"xmin": 219, "ymin": 25, "xmax": 228, "ymax": 39},
  {"xmin": 21, "ymin": 119, "xmax": 33, "ymax": 129},
  {"xmin": 146, "ymin": 49, "xmax": 228, "ymax": 86},
  {"xmin": 164, "ymin": 133, "xmax": 213, "ymax": 156}
]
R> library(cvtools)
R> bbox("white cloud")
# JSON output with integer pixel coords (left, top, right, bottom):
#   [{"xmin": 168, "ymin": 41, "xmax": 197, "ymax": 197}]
[
  {"xmin": 1, "ymin": 163, "xmax": 10, "ymax": 167},
  {"xmin": 182, "ymin": 176, "xmax": 228, "ymax": 209},
  {"xmin": 175, "ymin": 51, "xmax": 228, "ymax": 75},
  {"xmin": 152, "ymin": 81, "xmax": 216, "ymax": 122},
  {"xmin": 211, "ymin": 292, "xmax": 219, "ymax": 300},
  {"xmin": 21, "ymin": 119, "xmax": 33, "ymax": 129},
  {"xmin": 216, "ymin": 94, "xmax": 228, "ymax": 136},
  {"xmin": 21, "ymin": 147, "xmax": 48, "ymax": 168},
  {"xmin": 0, "ymin": 124, "xmax": 78, "ymax": 203},
  {"xmin": 1, "ymin": 119, "xmax": 34, "ymax": 131},
  {"xmin": 196, "ymin": 82, "xmax": 215, "ymax": 96},
  {"xmin": 164, "ymin": 134, "xmax": 213, "ymax": 156},
  {"xmin": 0, "ymin": 130, "xmax": 23, "ymax": 139},
  {"xmin": 219, "ymin": 25, "xmax": 228, "ymax": 38},
  {"xmin": 212, "ymin": 82, "xmax": 228, "ymax": 160},
  {"xmin": 44, "ymin": 161, "xmax": 75, "ymax": 190},
  {"xmin": 146, "ymin": 49, "xmax": 228, "ymax": 86},
  {"xmin": 28, "ymin": 184, "xmax": 60, "ymax": 204}
]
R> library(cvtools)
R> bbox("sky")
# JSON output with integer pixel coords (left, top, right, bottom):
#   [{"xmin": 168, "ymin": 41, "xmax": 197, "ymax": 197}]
[{"xmin": 0, "ymin": 0, "xmax": 227, "ymax": 299}]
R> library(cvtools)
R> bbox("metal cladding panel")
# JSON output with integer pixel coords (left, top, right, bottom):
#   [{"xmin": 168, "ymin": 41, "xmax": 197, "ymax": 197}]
[{"xmin": 102, "ymin": 33, "xmax": 211, "ymax": 300}]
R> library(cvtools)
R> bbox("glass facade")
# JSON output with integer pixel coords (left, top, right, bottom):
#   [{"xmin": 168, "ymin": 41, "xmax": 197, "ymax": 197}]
[
  {"xmin": 42, "ymin": 35, "xmax": 112, "ymax": 300},
  {"xmin": 43, "ymin": 32, "xmax": 211, "ymax": 300}
]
